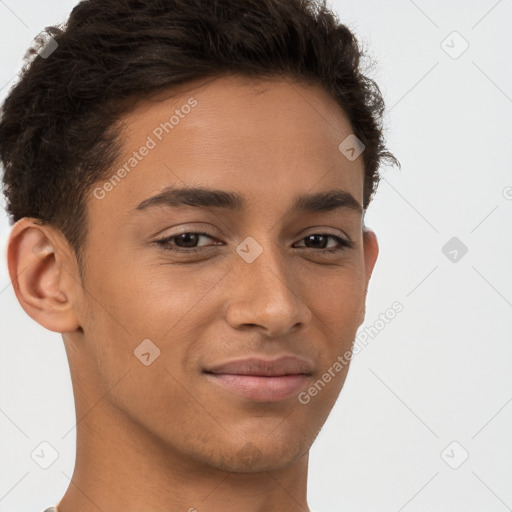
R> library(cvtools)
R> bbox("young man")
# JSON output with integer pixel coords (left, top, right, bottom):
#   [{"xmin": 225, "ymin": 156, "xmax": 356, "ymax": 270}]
[{"xmin": 1, "ymin": 0, "xmax": 398, "ymax": 510}]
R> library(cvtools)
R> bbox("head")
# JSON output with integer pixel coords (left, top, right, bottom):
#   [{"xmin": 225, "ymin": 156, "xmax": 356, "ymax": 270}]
[{"xmin": 1, "ymin": 0, "xmax": 398, "ymax": 474}]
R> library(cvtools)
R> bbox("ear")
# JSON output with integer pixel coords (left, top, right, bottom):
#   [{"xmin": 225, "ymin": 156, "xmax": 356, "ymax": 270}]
[
  {"xmin": 358, "ymin": 227, "xmax": 379, "ymax": 324},
  {"xmin": 362, "ymin": 227, "xmax": 379, "ymax": 285},
  {"xmin": 7, "ymin": 218, "xmax": 82, "ymax": 333}
]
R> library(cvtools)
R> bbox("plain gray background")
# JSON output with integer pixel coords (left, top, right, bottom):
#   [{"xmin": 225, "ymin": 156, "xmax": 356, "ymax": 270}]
[{"xmin": 1, "ymin": 1, "xmax": 511, "ymax": 511}]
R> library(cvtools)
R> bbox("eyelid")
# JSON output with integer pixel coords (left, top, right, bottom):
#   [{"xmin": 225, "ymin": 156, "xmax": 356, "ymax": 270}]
[
  {"xmin": 302, "ymin": 227, "xmax": 350, "ymax": 240},
  {"xmin": 152, "ymin": 221, "xmax": 350, "ymax": 241}
]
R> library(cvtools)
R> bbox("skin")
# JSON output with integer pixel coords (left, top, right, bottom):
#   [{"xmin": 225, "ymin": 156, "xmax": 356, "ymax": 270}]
[{"xmin": 7, "ymin": 74, "xmax": 378, "ymax": 512}]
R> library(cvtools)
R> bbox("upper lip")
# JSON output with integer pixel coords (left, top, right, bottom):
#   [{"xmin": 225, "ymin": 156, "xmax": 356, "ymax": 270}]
[{"xmin": 203, "ymin": 355, "xmax": 314, "ymax": 377}]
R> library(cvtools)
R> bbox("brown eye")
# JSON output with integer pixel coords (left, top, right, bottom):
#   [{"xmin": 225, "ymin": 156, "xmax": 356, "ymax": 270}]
[
  {"xmin": 154, "ymin": 231, "xmax": 353, "ymax": 255},
  {"xmin": 294, "ymin": 234, "xmax": 353, "ymax": 251},
  {"xmin": 156, "ymin": 232, "xmax": 219, "ymax": 252}
]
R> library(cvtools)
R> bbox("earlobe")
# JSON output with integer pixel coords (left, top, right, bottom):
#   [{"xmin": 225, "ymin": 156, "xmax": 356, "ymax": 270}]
[{"xmin": 7, "ymin": 218, "xmax": 82, "ymax": 333}]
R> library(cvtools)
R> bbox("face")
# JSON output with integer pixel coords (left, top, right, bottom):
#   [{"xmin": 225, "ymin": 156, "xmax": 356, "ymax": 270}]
[{"xmin": 41, "ymin": 75, "xmax": 379, "ymax": 472}]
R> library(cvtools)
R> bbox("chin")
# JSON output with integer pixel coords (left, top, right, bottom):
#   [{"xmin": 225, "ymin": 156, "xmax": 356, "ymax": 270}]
[{"xmin": 203, "ymin": 433, "xmax": 311, "ymax": 473}]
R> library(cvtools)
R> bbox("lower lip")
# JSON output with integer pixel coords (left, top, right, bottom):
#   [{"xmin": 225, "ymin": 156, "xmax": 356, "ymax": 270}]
[{"xmin": 204, "ymin": 373, "xmax": 309, "ymax": 402}]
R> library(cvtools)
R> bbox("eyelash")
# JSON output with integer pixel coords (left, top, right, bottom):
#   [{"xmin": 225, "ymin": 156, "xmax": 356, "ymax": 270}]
[{"xmin": 155, "ymin": 231, "xmax": 354, "ymax": 254}]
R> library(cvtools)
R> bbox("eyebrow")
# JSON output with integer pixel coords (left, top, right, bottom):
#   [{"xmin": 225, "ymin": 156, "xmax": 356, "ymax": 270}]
[{"xmin": 134, "ymin": 186, "xmax": 363, "ymax": 215}]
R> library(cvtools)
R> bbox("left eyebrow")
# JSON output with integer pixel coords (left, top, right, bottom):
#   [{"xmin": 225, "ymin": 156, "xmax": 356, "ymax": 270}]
[
  {"xmin": 133, "ymin": 186, "xmax": 363, "ymax": 215},
  {"xmin": 290, "ymin": 188, "xmax": 363, "ymax": 215}
]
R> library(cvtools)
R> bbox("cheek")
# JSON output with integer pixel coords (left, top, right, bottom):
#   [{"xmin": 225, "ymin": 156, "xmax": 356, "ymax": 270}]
[
  {"xmin": 304, "ymin": 267, "xmax": 366, "ymax": 377},
  {"xmin": 307, "ymin": 262, "xmax": 367, "ymax": 323},
  {"xmin": 79, "ymin": 259, "xmax": 219, "ymax": 391},
  {"xmin": 314, "ymin": 279, "xmax": 364, "ymax": 317}
]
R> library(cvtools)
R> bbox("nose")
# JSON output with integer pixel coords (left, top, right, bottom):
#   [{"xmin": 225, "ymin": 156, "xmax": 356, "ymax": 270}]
[{"xmin": 224, "ymin": 239, "xmax": 312, "ymax": 337}]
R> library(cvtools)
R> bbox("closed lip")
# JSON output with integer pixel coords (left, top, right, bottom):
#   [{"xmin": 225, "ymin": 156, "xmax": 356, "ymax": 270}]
[{"xmin": 203, "ymin": 355, "xmax": 314, "ymax": 377}]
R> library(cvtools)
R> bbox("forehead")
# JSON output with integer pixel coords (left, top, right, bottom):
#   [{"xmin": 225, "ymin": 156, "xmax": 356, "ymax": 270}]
[{"xmin": 88, "ymin": 74, "xmax": 364, "ymax": 218}]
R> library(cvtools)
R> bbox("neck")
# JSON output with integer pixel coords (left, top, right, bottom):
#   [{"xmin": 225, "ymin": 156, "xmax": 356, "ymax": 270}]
[{"xmin": 56, "ymin": 401, "xmax": 311, "ymax": 512}]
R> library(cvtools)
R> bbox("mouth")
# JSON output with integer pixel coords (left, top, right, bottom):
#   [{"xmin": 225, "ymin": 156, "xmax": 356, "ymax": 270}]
[{"xmin": 203, "ymin": 355, "xmax": 313, "ymax": 402}]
